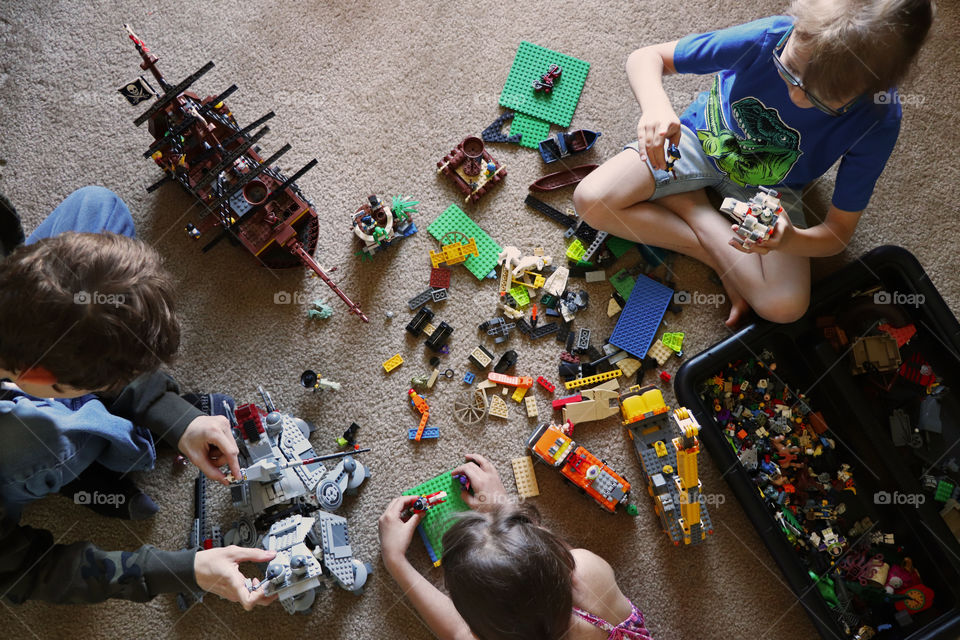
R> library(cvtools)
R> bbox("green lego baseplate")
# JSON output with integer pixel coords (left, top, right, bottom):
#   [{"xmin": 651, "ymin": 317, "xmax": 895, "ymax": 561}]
[
  {"xmin": 428, "ymin": 204, "xmax": 501, "ymax": 280},
  {"xmin": 605, "ymin": 235, "xmax": 636, "ymax": 258},
  {"xmin": 499, "ymin": 41, "xmax": 590, "ymax": 128},
  {"xmin": 509, "ymin": 112, "xmax": 552, "ymax": 149},
  {"xmin": 402, "ymin": 470, "xmax": 470, "ymax": 566}
]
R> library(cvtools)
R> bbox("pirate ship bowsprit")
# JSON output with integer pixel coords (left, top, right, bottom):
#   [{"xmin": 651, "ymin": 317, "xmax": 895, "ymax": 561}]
[{"xmin": 121, "ymin": 26, "xmax": 368, "ymax": 322}]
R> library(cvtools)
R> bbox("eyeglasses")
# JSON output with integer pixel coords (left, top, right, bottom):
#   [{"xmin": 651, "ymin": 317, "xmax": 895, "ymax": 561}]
[{"xmin": 772, "ymin": 26, "xmax": 860, "ymax": 117}]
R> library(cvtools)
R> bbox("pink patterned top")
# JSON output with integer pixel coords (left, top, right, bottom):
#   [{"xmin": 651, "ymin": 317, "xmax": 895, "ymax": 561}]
[{"xmin": 572, "ymin": 601, "xmax": 654, "ymax": 640}]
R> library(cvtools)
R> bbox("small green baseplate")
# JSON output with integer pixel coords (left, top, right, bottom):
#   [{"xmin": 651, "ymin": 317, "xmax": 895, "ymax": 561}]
[
  {"xmin": 509, "ymin": 112, "xmax": 552, "ymax": 149},
  {"xmin": 499, "ymin": 41, "xmax": 590, "ymax": 128},
  {"xmin": 428, "ymin": 204, "xmax": 501, "ymax": 279},
  {"xmin": 402, "ymin": 470, "xmax": 470, "ymax": 566}
]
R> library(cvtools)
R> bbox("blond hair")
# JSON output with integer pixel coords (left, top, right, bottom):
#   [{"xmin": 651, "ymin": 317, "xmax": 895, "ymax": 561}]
[{"xmin": 788, "ymin": 0, "xmax": 935, "ymax": 101}]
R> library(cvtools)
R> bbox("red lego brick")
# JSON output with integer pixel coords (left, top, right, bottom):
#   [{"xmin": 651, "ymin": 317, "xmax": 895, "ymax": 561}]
[
  {"xmin": 552, "ymin": 393, "xmax": 582, "ymax": 410},
  {"xmin": 537, "ymin": 376, "xmax": 556, "ymax": 393},
  {"xmin": 430, "ymin": 267, "xmax": 452, "ymax": 289}
]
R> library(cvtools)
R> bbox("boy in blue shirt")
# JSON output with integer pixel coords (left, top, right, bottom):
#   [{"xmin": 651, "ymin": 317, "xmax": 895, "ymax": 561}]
[{"xmin": 574, "ymin": 0, "xmax": 934, "ymax": 326}]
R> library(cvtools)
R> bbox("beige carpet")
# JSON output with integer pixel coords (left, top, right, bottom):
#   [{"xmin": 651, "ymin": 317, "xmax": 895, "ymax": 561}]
[{"xmin": 1, "ymin": 1, "xmax": 958, "ymax": 638}]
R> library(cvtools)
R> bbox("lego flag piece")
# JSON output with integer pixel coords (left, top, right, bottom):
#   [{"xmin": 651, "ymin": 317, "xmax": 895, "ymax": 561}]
[{"xmin": 609, "ymin": 276, "xmax": 673, "ymax": 358}]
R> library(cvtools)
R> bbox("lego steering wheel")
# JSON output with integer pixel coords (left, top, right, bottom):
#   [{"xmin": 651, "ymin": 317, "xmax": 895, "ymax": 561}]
[
  {"xmin": 440, "ymin": 230, "xmax": 468, "ymax": 247},
  {"xmin": 453, "ymin": 389, "xmax": 489, "ymax": 425}
]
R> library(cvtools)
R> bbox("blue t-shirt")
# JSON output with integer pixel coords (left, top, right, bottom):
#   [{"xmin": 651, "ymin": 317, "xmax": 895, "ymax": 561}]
[{"xmin": 673, "ymin": 16, "xmax": 901, "ymax": 212}]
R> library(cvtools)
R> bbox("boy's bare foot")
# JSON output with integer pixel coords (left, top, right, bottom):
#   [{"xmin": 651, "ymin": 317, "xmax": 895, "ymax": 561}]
[{"xmin": 725, "ymin": 287, "xmax": 752, "ymax": 329}]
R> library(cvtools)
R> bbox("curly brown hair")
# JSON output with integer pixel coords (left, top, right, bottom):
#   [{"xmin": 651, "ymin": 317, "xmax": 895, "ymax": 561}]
[{"xmin": 0, "ymin": 232, "xmax": 180, "ymax": 391}]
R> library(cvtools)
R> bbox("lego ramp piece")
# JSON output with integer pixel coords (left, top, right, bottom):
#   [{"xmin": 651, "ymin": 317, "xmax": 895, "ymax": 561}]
[
  {"xmin": 402, "ymin": 471, "xmax": 470, "ymax": 566},
  {"xmin": 512, "ymin": 456, "xmax": 540, "ymax": 498},
  {"xmin": 428, "ymin": 204, "xmax": 502, "ymax": 280},
  {"xmin": 509, "ymin": 112, "xmax": 552, "ymax": 149},
  {"xmin": 499, "ymin": 41, "xmax": 590, "ymax": 128},
  {"xmin": 609, "ymin": 276, "xmax": 673, "ymax": 358},
  {"xmin": 314, "ymin": 511, "xmax": 358, "ymax": 588}
]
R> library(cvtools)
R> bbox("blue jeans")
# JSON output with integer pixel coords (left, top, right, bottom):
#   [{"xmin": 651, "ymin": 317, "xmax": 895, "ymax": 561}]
[{"xmin": 0, "ymin": 187, "xmax": 154, "ymax": 517}]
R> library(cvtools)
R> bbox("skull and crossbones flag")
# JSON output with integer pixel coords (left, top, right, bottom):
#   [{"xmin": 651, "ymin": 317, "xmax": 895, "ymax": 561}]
[{"xmin": 118, "ymin": 76, "xmax": 156, "ymax": 105}]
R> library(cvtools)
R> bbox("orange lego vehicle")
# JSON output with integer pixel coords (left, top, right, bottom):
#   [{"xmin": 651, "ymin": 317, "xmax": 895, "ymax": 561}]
[{"xmin": 526, "ymin": 422, "xmax": 631, "ymax": 513}]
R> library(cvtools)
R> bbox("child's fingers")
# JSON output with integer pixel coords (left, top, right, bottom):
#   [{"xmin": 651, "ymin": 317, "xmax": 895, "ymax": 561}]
[
  {"xmin": 464, "ymin": 453, "xmax": 493, "ymax": 471},
  {"xmin": 451, "ymin": 461, "xmax": 481, "ymax": 482}
]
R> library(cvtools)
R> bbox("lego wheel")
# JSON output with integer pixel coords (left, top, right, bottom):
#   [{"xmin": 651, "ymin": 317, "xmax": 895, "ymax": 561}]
[
  {"xmin": 228, "ymin": 516, "xmax": 259, "ymax": 547},
  {"xmin": 440, "ymin": 230, "xmax": 468, "ymax": 247},
  {"xmin": 346, "ymin": 560, "xmax": 372, "ymax": 595},
  {"xmin": 453, "ymin": 389, "xmax": 488, "ymax": 425},
  {"xmin": 316, "ymin": 480, "xmax": 344, "ymax": 511}
]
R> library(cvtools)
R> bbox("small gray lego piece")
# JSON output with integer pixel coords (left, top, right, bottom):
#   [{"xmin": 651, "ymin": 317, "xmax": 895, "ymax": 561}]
[
  {"xmin": 431, "ymin": 288, "xmax": 449, "ymax": 303},
  {"xmin": 408, "ymin": 287, "xmax": 435, "ymax": 310}
]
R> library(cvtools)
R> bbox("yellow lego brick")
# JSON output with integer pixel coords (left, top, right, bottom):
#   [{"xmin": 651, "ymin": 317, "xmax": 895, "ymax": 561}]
[
  {"xmin": 382, "ymin": 354, "xmax": 404, "ymax": 373},
  {"xmin": 607, "ymin": 297, "xmax": 622, "ymax": 317},
  {"xmin": 647, "ymin": 340, "xmax": 673, "ymax": 366},
  {"xmin": 509, "ymin": 285, "xmax": 530, "ymax": 307},
  {"xmin": 654, "ymin": 440, "xmax": 667, "ymax": 457},
  {"xmin": 564, "ymin": 369, "xmax": 622, "ymax": 390},
  {"xmin": 512, "ymin": 386, "xmax": 528, "ymax": 403},
  {"xmin": 511, "ymin": 456, "xmax": 540, "ymax": 498},
  {"xmin": 498, "ymin": 266, "xmax": 511, "ymax": 295},
  {"xmin": 524, "ymin": 396, "xmax": 538, "ymax": 418},
  {"xmin": 566, "ymin": 239, "xmax": 586, "ymax": 262},
  {"xmin": 423, "ymin": 322, "xmax": 436, "ymax": 336}
]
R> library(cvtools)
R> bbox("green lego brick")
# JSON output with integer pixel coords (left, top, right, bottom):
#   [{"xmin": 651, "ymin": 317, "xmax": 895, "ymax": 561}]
[
  {"xmin": 610, "ymin": 268, "xmax": 636, "ymax": 301},
  {"xmin": 935, "ymin": 479, "xmax": 955, "ymax": 502},
  {"xmin": 508, "ymin": 112, "xmax": 552, "ymax": 149},
  {"xmin": 402, "ymin": 470, "xmax": 470, "ymax": 565},
  {"xmin": 605, "ymin": 235, "xmax": 636, "ymax": 258},
  {"xmin": 662, "ymin": 332, "xmax": 685, "ymax": 352},
  {"xmin": 566, "ymin": 238, "xmax": 586, "ymax": 262},
  {"xmin": 428, "ymin": 204, "xmax": 502, "ymax": 280},
  {"xmin": 509, "ymin": 284, "xmax": 530, "ymax": 307},
  {"xmin": 499, "ymin": 41, "xmax": 590, "ymax": 128}
]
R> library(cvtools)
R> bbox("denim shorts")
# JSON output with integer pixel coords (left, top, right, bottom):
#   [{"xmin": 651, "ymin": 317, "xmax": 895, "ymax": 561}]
[{"xmin": 624, "ymin": 124, "xmax": 807, "ymax": 229}]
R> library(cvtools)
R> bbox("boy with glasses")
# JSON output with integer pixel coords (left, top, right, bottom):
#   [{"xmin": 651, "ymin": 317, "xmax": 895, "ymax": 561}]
[{"xmin": 574, "ymin": 1, "xmax": 935, "ymax": 327}]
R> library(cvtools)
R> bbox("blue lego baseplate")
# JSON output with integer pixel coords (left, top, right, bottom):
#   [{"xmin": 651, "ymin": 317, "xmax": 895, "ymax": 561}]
[{"xmin": 609, "ymin": 276, "xmax": 673, "ymax": 358}]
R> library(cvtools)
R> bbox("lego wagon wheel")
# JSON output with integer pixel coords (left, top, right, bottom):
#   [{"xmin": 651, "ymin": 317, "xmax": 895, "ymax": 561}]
[
  {"xmin": 440, "ymin": 230, "xmax": 468, "ymax": 247},
  {"xmin": 454, "ymin": 389, "xmax": 488, "ymax": 425}
]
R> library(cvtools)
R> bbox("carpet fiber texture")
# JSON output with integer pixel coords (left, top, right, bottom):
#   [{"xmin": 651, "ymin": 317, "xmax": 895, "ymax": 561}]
[{"xmin": 0, "ymin": 1, "xmax": 957, "ymax": 638}]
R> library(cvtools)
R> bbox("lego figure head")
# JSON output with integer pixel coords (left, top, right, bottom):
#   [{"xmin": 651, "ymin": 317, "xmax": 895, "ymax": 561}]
[
  {"xmin": 442, "ymin": 504, "xmax": 575, "ymax": 640},
  {"xmin": 778, "ymin": 0, "xmax": 934, "ymax": 114},
  {"xmin": 0, "ymin": 232, "xmax": 180, "ymax": 397}
]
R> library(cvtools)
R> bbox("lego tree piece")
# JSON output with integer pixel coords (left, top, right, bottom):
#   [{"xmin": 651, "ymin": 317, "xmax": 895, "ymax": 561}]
[
  {"xmin": 609, "ymin": 276, "xmax": 673, "ymax": 358},
  {"xmin": 382, "ymin": 354, "xmax": 403, "ymax": 373},
  {"xmin": 508, "ymin": 112, "xmax": 552, "ymax": 149},
  {"xmin": 529, "ymin": 164, "xmax": 598, "ymax": 192},
  {"xmin": 489, "ymin": 395, "xmax": 509, "ymax": 419},
  {"xmin": 662, "ymin": 332, "xmax": 684, "ymax": 353},
  {"xmin": 427, "ymin": 205, "xmax": 502, "ymax": 280},
  {"xmin": 512, "ymin": 456, "xmax": 540, "ymax": 498},
  {"xmin": 430, "ymin": 267, "xmax": 452, "ymax": 289},
  {"xmin": 403, "ymin": 471, "xmax": 471, "ymax": 566},
  {"xmin": 481, "ymin": 111, "xmax": 522, "ymax": 144},
  {"xmin": 564, "ymin": 369, "xmax": 622, "ymax": 390},
  {"xmin": 499, "ymin": 41, "xmax": 590, "ymax": 128},
  {"xmin": 437, "ymin": 136, "xmax": 506, "ymax": 203},
  {"xmin": 525, "ymin": 396, "xmax": 539, "ymax": 418}
]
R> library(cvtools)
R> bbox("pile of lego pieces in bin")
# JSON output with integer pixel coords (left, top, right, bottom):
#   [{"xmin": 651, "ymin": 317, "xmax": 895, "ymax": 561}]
[{"xmin": 700, "ymin": 351, "xmax": 936, "ymax": 636}]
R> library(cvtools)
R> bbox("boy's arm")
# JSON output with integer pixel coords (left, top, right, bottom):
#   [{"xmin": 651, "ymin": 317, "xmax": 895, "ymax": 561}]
[
  {"xmin": 626, "ymin": 40, "xmax": 681, "ymax": 171},
  {"xmin": 0, "ymin": 506, "xmax": 197, "ymax": 604},
  {"xmin": 104, "ymin": 371, "xmax": 203, "ymax": 448},
  {"xmin": 781, "ymin": 206, "xmax": 862, "ymax": 257}
]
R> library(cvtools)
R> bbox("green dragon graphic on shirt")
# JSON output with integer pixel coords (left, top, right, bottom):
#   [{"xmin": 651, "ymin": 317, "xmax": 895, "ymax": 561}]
[{"xmin": 696, "ymin": 75, "xmax": 801, "ymax": 186}]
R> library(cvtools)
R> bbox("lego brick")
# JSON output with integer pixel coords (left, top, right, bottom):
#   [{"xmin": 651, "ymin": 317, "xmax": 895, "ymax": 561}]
[
  {"xmin": 508, "ymin": 112, "xmax": 552, "ymax": 149},
  {"xmin": 488, "ymin": 395, "xmax": 509, "ymax": 419},
  {"xmin": 499, "ymin": 41, "xmax": 590, "ymax": 128},
  {"xmin": 575, "ymin": 328, "xmax": 591, "ymax": 352},
  {"xmin": 407, "ymin": 427, "xmax": 439, "ymax": 439},
  {"xmin": 647, "ymin": 340, "xmax": 673, "ymax": 367},
  {"xmin": 662, "ymin": 332, "xmax": 684, "ymax": 353},
  {"xmin": 382, "ymin": 354, "xmax": 403, "ymax": 373},
  {"xmin": 552, "ymin": 393, "xmax": 582, "ymax": 410},
  {"xmin": 511, "ymin": 456, "xmax": 540, "ymax": 498},
  {"xmin": 564, "ymin": 369, "xmax": 622, "ymax": 390},
  {"xmin": 605, "ymin": 235, "xmax": 636, "ymax": 258},
  {"xmin": 463, "ymin": 372, "xmax": 476, "ymax": 384},
  {"xmin": 585, "ymin": 270, "xmax": 606, "ymax": 283},
  {"xmin": 524, "ymin": 396, "xmax": 538, "ymax": 418},
  {"xmin": 609, "ymin": 269, "xmax": 636, "ymax": 302},
  {"xmin": 509, "ymin": 285, "xmax": 530, "ymax": 307},
  {"xmin": 431, "ymin": 288, "xmax": 449, "ymax": 303},
  {"xmin": 402, "ymin": 471, "xmax": 470, "ymax": 565},
  {"xmin": 427, "ymin": 205, "xmax": 502, "ymax": 280},
  {"xmin": 408, "ymin": 287, "xmax": 436, "ymax": 310},
  {"xmin": 566, "ymin": 239, "xmax": 586, "ymax": 262},
  {"xmin": 607, "ymin": 297, "xmax": 622, "ymax": 317},
  {"xmin": 512, "ymin": 386, "xmax": 528, "ymax": 402},
  {"xmin": 530, "ymin": 322, "xmax": 559, "ymax": 340},
  {"xmin": 537, "ymin": 376, "xmax": 556, "ymax": 393},
  {"xmin": 469, "ymin": 345, "xmax": 494, "ymax": 369},
  {"xmin": 525, "ymin": 194, "xmax": 577, "ymax": 229},
  {"xmin": 430, "ymin": 267, "xmax": 451, "ymax": 289},
  {"xmin": 616, "ymin": 357, "xmax": 642, "ymax": 378},
  {"xmin": 609, "ymin": 276, "xmax": 673, "ymax": 359},
  {"xmin": 481, "ymin": 111, "xmax": 522, "ymax": 144}
]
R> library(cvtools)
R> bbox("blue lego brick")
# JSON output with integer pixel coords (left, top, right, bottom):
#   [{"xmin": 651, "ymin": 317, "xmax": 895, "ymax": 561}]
[
  {"xmin": 609, "ymin": 276, "xmax": 673, "ymax": 359},
  {"xmin": 408, "ymin": 427, "xmax": 440, "ymax": 440},
  {"xmin": 427, "ymin": 204, "xmax": 502, "ymax": 280},
  {"xmin": 463, "ymin": 372, "xmax": 476, "ymax": 384},
  {"xmin": 417, "ymin": 527, "xmax": 440, "ymax": 565}
]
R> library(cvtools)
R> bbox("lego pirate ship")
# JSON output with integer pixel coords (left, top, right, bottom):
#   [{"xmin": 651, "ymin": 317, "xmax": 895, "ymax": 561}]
[{"xmin": 121, "ymin": 26, "xmax": 368, "ymax": 322}]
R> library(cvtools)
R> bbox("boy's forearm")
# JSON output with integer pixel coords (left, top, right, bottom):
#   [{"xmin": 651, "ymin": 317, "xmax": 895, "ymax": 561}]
[
  {"xmin": 384, "ymin": 555, "xmax": 474, "ymax": 640},
  {"xmin": 626, "ymin": 47, "xmax": 673, "ymax": 114},
  {"xmin": 783, "ymin": 222, "xmax": 853, "ymax": 258}
]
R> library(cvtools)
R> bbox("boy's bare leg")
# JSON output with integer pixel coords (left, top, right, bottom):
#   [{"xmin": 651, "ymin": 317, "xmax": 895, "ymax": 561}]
[
  {"xmin": 574, "ymin": 150, "xmax": 751, "ymax": 326},
  {"xmin": 657, "ymin": 188, "xmax": 811, "ymax": 323}
]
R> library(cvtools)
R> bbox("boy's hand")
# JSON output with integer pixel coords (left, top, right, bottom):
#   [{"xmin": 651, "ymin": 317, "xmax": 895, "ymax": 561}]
[
  {"xmin": 195, "ymin": 546, "xmax": 277, "ymax": 611},
  {"xmin": 179, "ymin": 415, "xmax": 241, "ymax": 484},
  {"xmin": 637, "ymin": 106, "xmax": 682, "ymax": 171},
  {"xmin": 452, "ymin": 454, "xmax": 507, "ymax": 512},
  {"xmin": 730, "ymin": 214, "xmax": 794, "ymax": 255},
  {"xmin": 378, "ymin": 496, "xmax": 424, "ymax": 568}
]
